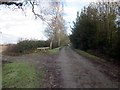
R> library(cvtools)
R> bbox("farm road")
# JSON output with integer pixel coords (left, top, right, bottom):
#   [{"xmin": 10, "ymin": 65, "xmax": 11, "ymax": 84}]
[{"xmin": 57, "ymin": 47, "xmax": 119, "ymax": 88}]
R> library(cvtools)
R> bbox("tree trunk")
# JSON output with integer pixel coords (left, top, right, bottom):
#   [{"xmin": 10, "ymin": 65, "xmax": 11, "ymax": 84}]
[
  {"xmin": 50, "ymin": 37, "xmax": 54, "ymax": 49},
  {"xmin": 58, "ymin": 37, "xmax": 61, "ymax": 47},
  {"xmin": 50, "ymin": 41, "xmax": 53, "ymax": 49}
]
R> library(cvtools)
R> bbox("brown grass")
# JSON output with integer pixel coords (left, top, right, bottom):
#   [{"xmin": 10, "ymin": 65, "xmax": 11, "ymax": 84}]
[{"xmin": 0, "ymin": 45, "xmax": 8, "ymax": 53}]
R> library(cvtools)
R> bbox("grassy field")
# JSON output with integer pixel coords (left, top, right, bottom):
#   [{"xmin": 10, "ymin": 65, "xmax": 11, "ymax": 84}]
[{"xmin": 2, "ymin": 62, "xmax": 41, "ymax": 88}]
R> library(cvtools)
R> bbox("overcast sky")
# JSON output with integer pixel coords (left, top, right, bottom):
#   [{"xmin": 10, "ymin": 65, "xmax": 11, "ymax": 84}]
[{"xmin": 0, "ymin": 0, "xmax": 97, "ymax": 44}]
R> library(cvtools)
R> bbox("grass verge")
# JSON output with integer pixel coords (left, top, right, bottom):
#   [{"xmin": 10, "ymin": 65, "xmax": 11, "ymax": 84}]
[
  {"xmin": 75, "ymin": 49, "xmax": 102, "ymax": 61},
  {"xmin": 75, "ymin": 49, "xmax": 119, "ymax": 64},
  {"xmin": 2, "ymin": 62, "xmax": 40, "ymax": 88},
  {"xmin": 48, "ymin": 48, "xmax": 60, "ymax": 54}
]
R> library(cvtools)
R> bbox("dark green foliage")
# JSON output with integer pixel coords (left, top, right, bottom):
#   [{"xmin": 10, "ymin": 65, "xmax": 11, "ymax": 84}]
[
  {"xmin": 16, "ymin": 40, "xmax": 49, "ymax": 53},
  {"xmin": 4, "ymin": 40, "xmax": 50, "ymax": 55},
  {"xmin": 70, "ymin": 2, "xmax": 120, "ymax": 60}
]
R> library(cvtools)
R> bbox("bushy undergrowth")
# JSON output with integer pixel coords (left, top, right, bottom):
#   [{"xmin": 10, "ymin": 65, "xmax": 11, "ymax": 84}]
[
  {"xmin": 3, "ymin": 40, "xmax": 50, "ymax": 55},
  {"xmin": 16, "ymin": 40, "xmax": 49, "ymax": 53}
]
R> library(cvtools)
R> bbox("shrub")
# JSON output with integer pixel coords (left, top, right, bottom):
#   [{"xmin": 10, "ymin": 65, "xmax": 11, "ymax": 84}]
[{"xmin": 3, "ymin": 39, "xmax": 50, "ymax": 55}]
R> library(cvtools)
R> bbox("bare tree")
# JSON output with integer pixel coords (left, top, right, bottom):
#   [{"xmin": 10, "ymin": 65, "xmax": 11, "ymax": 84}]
[
  {"xmin": 0, "ymin": 0, "xmax": 68, "ymax": 49},
  {"xmin": 44, "ymin": 1, "xmax": 69, "ymax": 48},
  {"xmin": 28, "ymin": 0, "xmax": 66, "ymax": 48}
]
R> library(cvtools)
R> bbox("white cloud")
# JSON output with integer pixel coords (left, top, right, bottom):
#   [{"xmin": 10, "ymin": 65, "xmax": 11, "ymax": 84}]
[
  {"xmin": 64, "ymin": 6, "xmax": 77, "ymax": 16},
  {"xmin": 64, "ymin": 0, "xmax": 90, "ymax": 34},
  {"xmin": 0, "ymin": 5, "xmax": 47, "ymax": 44},
  {"xmin": 65, "ymin": 0, "xmax": 97, "ymax": 3},
  {"xmin": 0, "ymin": 0, "xmax": 105, "ymax": 44},
  {"xmin": 65, "ymin": 0, "xmax": 118, "ymax": 3}
]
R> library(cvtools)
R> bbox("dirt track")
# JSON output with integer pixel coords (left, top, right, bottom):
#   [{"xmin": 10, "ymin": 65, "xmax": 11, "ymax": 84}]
[
  {"xmin": 2, "ymin": 47, "xmax": 120, "ymax": 88},
  {"xmin": 57, "ymin": 47, "xmax": 119, "ymax": 88}
]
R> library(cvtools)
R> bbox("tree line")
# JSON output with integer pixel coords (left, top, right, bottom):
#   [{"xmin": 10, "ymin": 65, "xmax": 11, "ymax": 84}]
[
  {"xmin": 3, "ymin": 40, "xmax": 50, "ymax": 55},
  {"xmin": 70, "ymin": 1, "xmax": 120, "ymax": 60}
]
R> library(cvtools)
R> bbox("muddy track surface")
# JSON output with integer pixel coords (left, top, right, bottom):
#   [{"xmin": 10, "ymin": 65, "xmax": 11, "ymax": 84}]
[
  {"xmin": 57, "ymin": 47, "xmax": 119, "ymax": 88},
  {"xmin": 2, "ymin": 47, "xmax": 120, "ymax": 88}
]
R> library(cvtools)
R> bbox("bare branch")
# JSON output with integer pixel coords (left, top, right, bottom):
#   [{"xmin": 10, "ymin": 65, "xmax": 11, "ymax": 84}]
[{"xmin": 0, "ymin": 1, "xmax": 23, "ymax": 6}]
